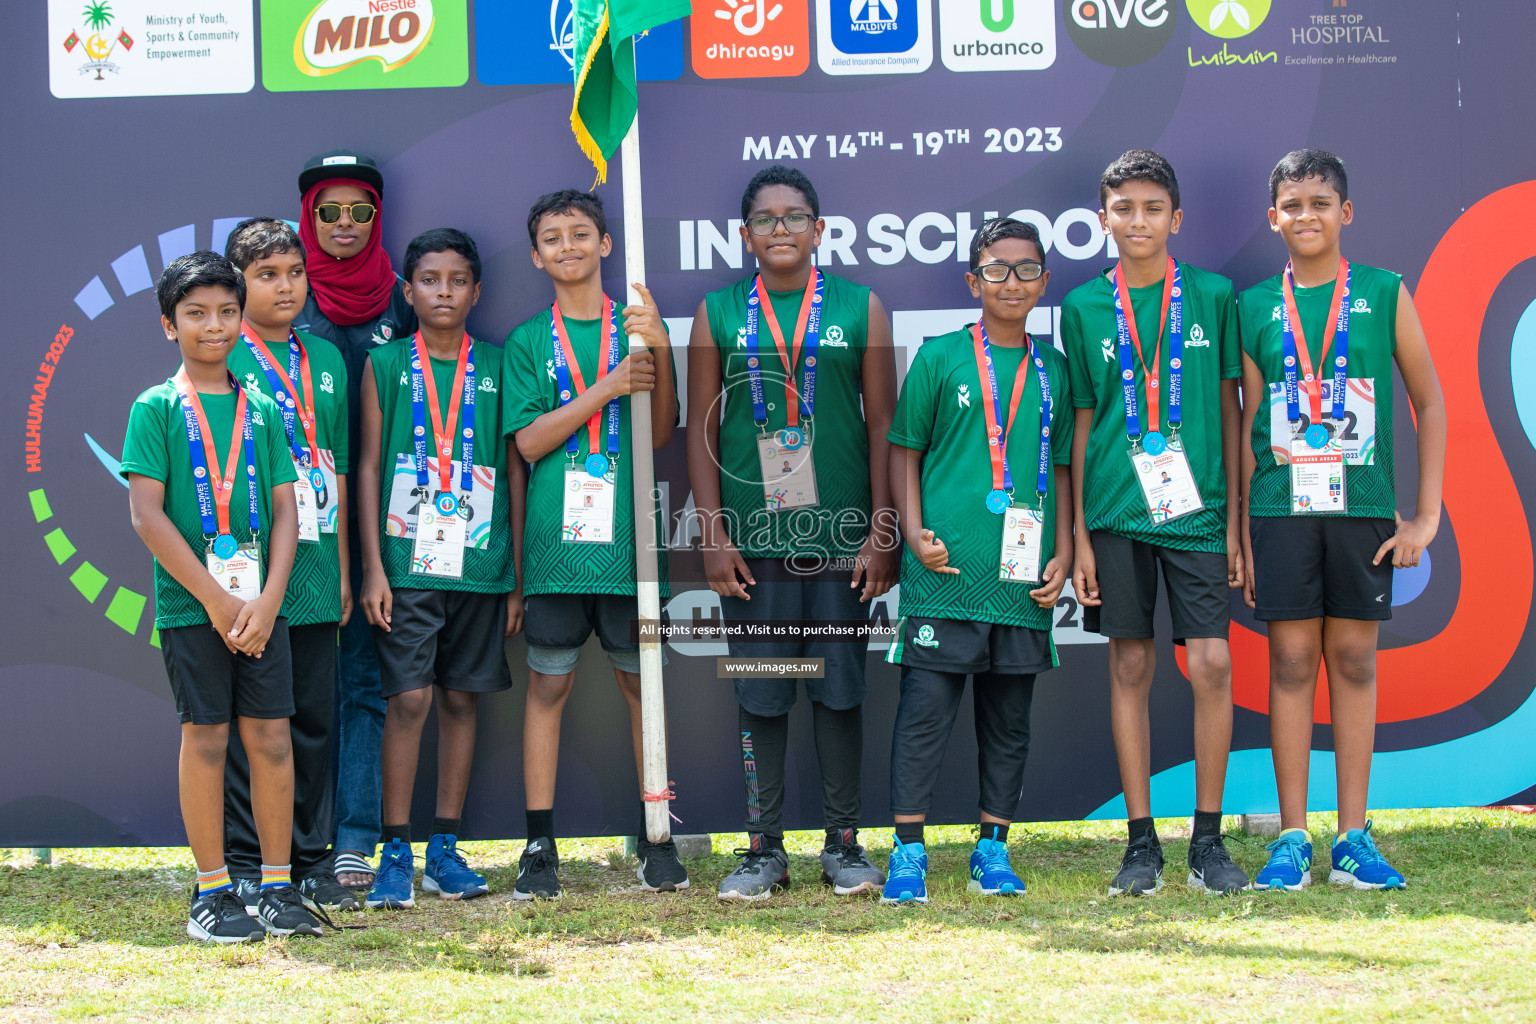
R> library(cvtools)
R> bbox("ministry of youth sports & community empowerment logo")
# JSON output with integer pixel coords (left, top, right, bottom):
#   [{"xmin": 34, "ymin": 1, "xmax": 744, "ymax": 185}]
[{"xmin": 61, "ymin": 2, "xmax": 133, "ymax": 80}]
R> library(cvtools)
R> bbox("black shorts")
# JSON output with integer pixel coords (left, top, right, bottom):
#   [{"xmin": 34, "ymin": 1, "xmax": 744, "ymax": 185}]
[
  {"xmin": 720, "ymin": 557, "xmax": 870, "ymax": 716},
  {"xmin": 160, "ymin": 618, "xmax": 295, "ymax": 725},
  {"xmin": 1249, "ymin": 515, "xmax": 1395, "ymax": 621},
  {"xmin": 890, "ymin": 615, "xmax": 1055, "ymax": 676},
  {"xmin": 523, "ymin": 592, "xmax": 671, "ymax": 675},
  {"xmin": 1082, "ymin": 531, "xmax": 1230, "ymax": 643},
  {"xmin": 374, "ymin": 589, "xmax": 512, "ymax": 697}
]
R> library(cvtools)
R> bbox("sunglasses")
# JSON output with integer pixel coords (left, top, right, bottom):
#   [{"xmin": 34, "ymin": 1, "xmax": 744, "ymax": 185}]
[
  {"xmin": 974, "ymin": 260, "xmax": 1045, "ymax": 283},
  {"xmin": 315, "ymin": 202, "xmax": 377, "ymax": 225},
  {"xmin": 746, "ymin": 213, "xmax": 812, "ymax": 236}
]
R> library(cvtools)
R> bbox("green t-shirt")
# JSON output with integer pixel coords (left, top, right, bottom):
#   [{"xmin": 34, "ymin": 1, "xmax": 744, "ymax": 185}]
[
  {"xmin": 1061, "ymin": 262, "xmax": 1241, "ymax": 552},
  {"xmin": 366, "ymin": 337, "xmax": 517, "ymax": 593},
  {"xmin": 504, "ymin": 306, "xmax": 676, "ymax": 598},
  {"xmin": 120, "ymin": 378, "xmax": 298, "ymax": 630},
  {"xmin": 888, "ymin": 326, "xmax": 1074, "ymax": 631},
  {"xmin": 1240, "ymin": 263, "xmax": 1401, "ymax": 519},
  {"xmin": 703, "ymin": 272, "xmax": 873, "ymax": 558},
  {"xmin": 227, "ymin": 330, "xmax": 349, "ymax": 626}
]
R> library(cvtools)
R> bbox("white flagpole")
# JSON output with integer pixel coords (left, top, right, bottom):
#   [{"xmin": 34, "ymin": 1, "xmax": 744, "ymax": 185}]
[{"xmin": 619, "ymin": 92, "xmax": 671, "ymax": 844}]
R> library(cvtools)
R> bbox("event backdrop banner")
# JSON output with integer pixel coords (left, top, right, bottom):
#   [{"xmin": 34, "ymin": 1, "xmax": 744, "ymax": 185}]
[{"xmin": 5, "ymin": 0, "xmax": 1536, "ymax": 845}]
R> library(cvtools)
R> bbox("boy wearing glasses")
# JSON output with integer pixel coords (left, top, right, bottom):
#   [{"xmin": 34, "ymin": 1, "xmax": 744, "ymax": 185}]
[
  {"xmin": 686, "ymin": 165, "xmax": 897, "ymax": 900},
  {"xmin": 881, "ymin": 218, "xmax": 1073, "ymax": 905},
  {"xmin": 1061, "ymin": 150, "xmax": 1249, "ymax": 896}
]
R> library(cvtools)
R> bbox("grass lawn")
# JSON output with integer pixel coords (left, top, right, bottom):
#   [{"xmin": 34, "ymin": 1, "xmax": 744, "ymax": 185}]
[{"xmin": 3, "ymin": 808, "xmax": 1533, "ymax": 1023}]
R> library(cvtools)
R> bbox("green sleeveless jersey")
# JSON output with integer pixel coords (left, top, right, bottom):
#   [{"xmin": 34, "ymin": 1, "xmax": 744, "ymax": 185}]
[
  {"xmin": 504, "ymin": 307, "xmax": 675, "ymax": 598},
  {"xmin": 366, "ymin": 337, "xmax": 517, "ymax": 593},
  {"xmin": 1061, "ymin": 263, "xmax": 1241, "ymax": 552},
  {"xmin": 1240, "ymin": 263, "xmax": 1401, "ymax": 519},
  {"xmin": 227, "ymin": 330, "xmax": 349, "ymax": 626},
  {"xmin": 888, "ymin": 326, "xmax": 1074, "ymax": 631},
  {"xmin": 703, "ymin": 272, "xmax": 872, "ymax": 558}
]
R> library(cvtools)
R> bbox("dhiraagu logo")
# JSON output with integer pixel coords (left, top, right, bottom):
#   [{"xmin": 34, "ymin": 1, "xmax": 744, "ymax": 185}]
[
  {"xmin": 261, "ymin": 0, "xmax": 467, "ymax": 92},
  {"xmin": 1185, "ymin": 0, "xmax": 1269, "ymax": 38}
]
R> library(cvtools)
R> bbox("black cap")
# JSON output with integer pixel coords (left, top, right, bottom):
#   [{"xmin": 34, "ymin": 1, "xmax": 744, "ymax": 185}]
[{"xmin": 299, "ymin": 149, "xmax": 384, "ymax": 197}]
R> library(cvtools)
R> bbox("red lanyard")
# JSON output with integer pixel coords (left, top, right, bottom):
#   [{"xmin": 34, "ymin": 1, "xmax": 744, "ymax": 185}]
[
  {"xmin": 413, "ymin": 332, "xmax": 471, "ymax": 495},
  {"xmin": 1113, "ymin": 257, "xmax": 1175, "ymax": 432},
  {"xmin": 242, "ymin": 323, "xmax": 319, "ymax": 459},
  {"xmin": 175, "ymin": 367, "xmax": 246, "ymax": 536},
  {"xmin": 970, "ymin": 323, "xmax": 1031, "ymax": 493},
  {"xmin": 1281, "ymin": 257, "xmax": 1350, "ymax": 424},
  {"xmin": 755, "ymin": 270, "xmax": 818, "ymax": 428},
  {"xmin": 551, "ymin": 297, "xmax": 616, "ymax": 454}
]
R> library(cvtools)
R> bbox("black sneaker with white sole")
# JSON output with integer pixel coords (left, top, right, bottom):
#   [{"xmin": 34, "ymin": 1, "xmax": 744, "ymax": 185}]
[
  {"xmin": 1109, "ymin": 833, "xmax": 1165, "ymax": 896},
  {"xmin": 1187, "ymin": 833, "xmax": 1251, "ymax": 894},
  {"xmin": 300, "ymin": 873, "xmax": 360, "ymax": 912},
  {"xmin": 257, "ymin": 884, "xmax": 325, "ymax": 936},
  {"xmin": 513, "ymin": 838, "xmax": 562, "ymax": 900},
  {"xmin": 820, "ymin": 829, "xmax": 885, "ymax": 895},
  {"xmin": 187, "ymin": 888, "xmax": 265, "ymax": 944},
  {"xmin": 636, "ymin": 836, "xmax": 690, "ymax": 892},
  {"xmin": 233, "ymin": 877, "xmax": 262, "ymax": 917}
]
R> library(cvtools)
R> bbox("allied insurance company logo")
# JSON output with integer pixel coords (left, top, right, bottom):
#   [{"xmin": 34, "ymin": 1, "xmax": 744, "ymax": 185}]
[
  {"xmin": 817, "ymin": 0, "xmax": 933, "ymax": 76},
  {"xmin": 261, "ymin": 0, "xmax": 467, "ymax": 91},
  {"xmin": 691, "ymin": 0, "xmax": 810, "ymax": 79},
  {"xmin": 1063, "ymin": 0, "xmax": 1179, "ymax": 67}
]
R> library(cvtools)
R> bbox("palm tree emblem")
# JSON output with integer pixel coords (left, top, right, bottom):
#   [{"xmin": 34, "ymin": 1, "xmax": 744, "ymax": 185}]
[{"xmin": 82, "ymin": 2, "xmax": 113, "ymax": 32}]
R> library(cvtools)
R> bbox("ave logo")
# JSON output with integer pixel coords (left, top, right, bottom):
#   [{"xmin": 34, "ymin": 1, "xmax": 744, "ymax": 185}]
[
  {"xmin": 1063, "ymin": 0, "xmax": 1178, "ymax": 66},
  {"xmin": 692, "ymin": 0, "xmax": 809, "ymax": 79}
]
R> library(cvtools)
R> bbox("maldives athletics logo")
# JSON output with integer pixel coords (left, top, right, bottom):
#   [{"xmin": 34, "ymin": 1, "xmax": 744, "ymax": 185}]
[{"xmin": 261, "ymin": 0, "xmax": 468, "ymax": 92}]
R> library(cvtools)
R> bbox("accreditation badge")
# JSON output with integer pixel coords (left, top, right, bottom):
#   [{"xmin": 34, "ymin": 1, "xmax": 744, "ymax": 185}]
[
  {"xmin": 306, "ymin": 448, "xmax": 339, "ymax": 534},
  {"xmin": 757, "ymin": 427, "xmax": 818, "ymax": 511},
  {"xmin": 411, "ymin": 491, "xmax": 468, "ymax": 578},
  {"xmin": 207, "ymin": 541, "xmax": 262, "ymax": 602},
  {"xmin": 1129, "ymin": 438, "xmax": 1205, "ymax": 525},
  {"xmin": 563, "ymin": 468, "xmax": 616, "ymax": 544},
  {"xmin": 1288, "ymin": 429, "xmax": 1347, "ymax": 514},
  {"xmin": 292, "ymin": 458, "xmax": 320, "ymax": 544},
  {"xmin": 998, "ymin": 505, "xmax": 1044, "ymax": 584}
]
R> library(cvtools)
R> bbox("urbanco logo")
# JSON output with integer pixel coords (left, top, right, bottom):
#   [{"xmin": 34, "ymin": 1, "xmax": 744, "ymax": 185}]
[
  {"xmin": 942, "ymin": 0, "xmax": 1056, "ymax": 72},
  {"xmin": 1063, "ymin": 0, "xmax": 1178, "ymax": 67}
]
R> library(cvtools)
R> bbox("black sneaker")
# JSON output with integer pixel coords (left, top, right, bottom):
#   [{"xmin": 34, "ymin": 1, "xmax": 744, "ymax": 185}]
[
  {"xmin": 1187, "ymin": 833, "xmax": 1252, "ymax": 894},
  {"xmin": 257, "ymin": 884, "xmax": 325, "ymax": 936},
  {"xmin": 187, "ymin": 888, "xmax": 265, "ymax": 944},
  {"xmin": 820, "ymin": 829, "xmax": 885, "ymax": 895},
  {"xmin": 233, "ymin": 877, "xmax": 262, "ymax": 917},
  {"xmin": 1109, "ymin": 833, "xmax": 1164, "ymax": 896},
  {"xmin": 636, "ymin": 836, "xmax": 690, "ymax": 892},
  {"xmin": 300, "ymin": 873, "xmax": 361, "ymax": 912},
  {"xmin": 513, "ymin": 838, "xmax": 562, "ymax": 900}
]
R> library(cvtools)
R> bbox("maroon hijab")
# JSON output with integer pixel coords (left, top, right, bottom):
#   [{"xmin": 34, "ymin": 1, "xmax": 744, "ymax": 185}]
[{"xmin": 299, "ymin": 178, "xmax": 397, "ymax": 326}]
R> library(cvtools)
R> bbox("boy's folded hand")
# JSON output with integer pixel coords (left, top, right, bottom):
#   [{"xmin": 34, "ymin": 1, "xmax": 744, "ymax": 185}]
[{"xmin": 914, "ymin": 529, "xmax": 959, "ymax": 575}]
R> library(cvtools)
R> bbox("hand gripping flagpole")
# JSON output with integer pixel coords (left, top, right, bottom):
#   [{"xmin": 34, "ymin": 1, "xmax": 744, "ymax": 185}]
[{"xmin": 620, "ymin": 97, "xmax": 673, "ymax": 845}]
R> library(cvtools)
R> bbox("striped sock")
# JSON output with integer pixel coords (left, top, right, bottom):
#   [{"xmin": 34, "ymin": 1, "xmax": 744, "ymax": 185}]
[
  {"xmin": 260, "ymin": 864, "xmax": 292, "ymax": 891},
  {"xmin": 196, "ymin": 866, "xmax": 232, "ymax": 897}
]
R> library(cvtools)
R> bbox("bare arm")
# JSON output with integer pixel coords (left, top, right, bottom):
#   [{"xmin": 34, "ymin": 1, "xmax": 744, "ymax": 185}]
[
  {"xmin": 1221, "ymin": 376, "xmax": 1244, "ymax": 588},
  {"xmin": 336, "ymin": 476, "xmax": 352, "ymax": 626},
  {"xmin": 1238, "ymin": 351, "xmax": 1264, "ymax": 608},
  {"xmin": 128, "ymin": 473, "xmax": 243, "ymax": 646},
  {"xmin": 1030, "ymin": 464, "xmax": 1074, "ymax": 607},
  {"xmin": 1069, "ymin": 406, "xmax": 1099, "ymax": 605},
  {"xmin": 506, "ymin": 439, "xmax": 526, "ymax": 636},
  {"xmin": 1375, "ymin": 282, "xmax": 1447, "ymax": 568},
  {"xmin": 686, "ymin": 300, "xmax": 754, "ymax": 598},
  {"xmin": 854, "ymin": 291, "xmax": 899, "ymax": 600},
  {"xmin": 356, "ymin": 358, "xmax": 391, "ymax": 629},
  {"xmin": 890, "ymin": 442, "xmax": 954, "ymax": 574}
]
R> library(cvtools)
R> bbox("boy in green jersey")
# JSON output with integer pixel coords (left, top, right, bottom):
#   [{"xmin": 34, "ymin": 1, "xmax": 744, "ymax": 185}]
[
  {"xmin": 504, "ymin": 189, "xmax": 685, "ymax": 898},
  {"xmin": 357, "ymin": 229, "xmax": 525, "ymax": 909},
  {"xmin": 687, "ymin": 165, "xmax": 898, "ymax": 900},
  {"xmin": 1240, "ymin": 151, "xmax": 1445, "ymax": 891},
  {"xmin": 881, "ymin": 218, "xmax": 1073, "ymax": 905},
  {"xmin": 1062, "ymin": 150, "xmax": 1250, "ymax": 896},
  {"xmin": 223, "ymin": 218, "xmax": 358, "ymax": 914},
  {"xmin": 122, "ymin": 252, "xmax": 318, "ymax": 941}
]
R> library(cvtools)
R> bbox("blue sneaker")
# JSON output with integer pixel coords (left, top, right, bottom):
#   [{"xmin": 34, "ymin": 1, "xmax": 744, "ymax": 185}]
[
  {"xmin": 1330, "ymin": 820, "xmax": 1406, "ymax": 889},
  {"xmin": 880, "ymin": 837, "xmax": 928, "ymax": 905},
  {"xmin": 423, "ymin": 833, "xmax": 489, "ymax": 900},
  {"xmin": 1254, "ymin": 829, "xmax": 1313, "ymax": 891},
  {"xmin": 968, "ymin": 837, "xmax": 1025, "ymax": 896},
  {"xmin": 365, "ymin": 839, "xmax": 416, "ymax": 909}
]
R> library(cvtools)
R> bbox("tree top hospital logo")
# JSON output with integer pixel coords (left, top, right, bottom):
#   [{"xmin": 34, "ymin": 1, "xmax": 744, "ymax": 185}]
[
  {"xmin": 693, "ymin": 0, "xmax": 810, "ymax": 79},
  {"xmin": 1063, "ymin": 0, "xmax": 1178, "ymax": 67},
  {"xmin": 476, "ymin": 1, "xmax": 682, "ymax": 85},
  {"xmin": 48, "ymin": 0, "xmax": 255, "ymax": 98},
  {"xmin": 261, "ymin": 0, "xmax": 467, "ymax": 92},
  {"xmin": 1185, "ymin": 0, "xmax": 1269, "ymax": 38},
  {"xmin": 817, "ymin": 0, "xmax": 932, "ymax": 74}
]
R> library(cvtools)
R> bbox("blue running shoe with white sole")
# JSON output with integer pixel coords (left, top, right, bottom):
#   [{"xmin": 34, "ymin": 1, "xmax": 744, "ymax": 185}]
[
  {"xmin": 423, "ymin": 833, "xmax": 489, "ymax": 900},
  {"xmin": 1255, "ymin": 829, "xmax": 1313, "ymax": 891},
  {"xmin": 968, "ymin": 837, "xmax": 1025, "ymax": 896},
  {"xmin": 1330, "ymin": 820, "xmax": 1406, "ymax": 889},
  {"xmin": 881, "ymin": 837, "xmax": 928, "ymax": 905},
  {"xmin": 365, "ymin": 839, "xmax": 416, "ymax": 909}
]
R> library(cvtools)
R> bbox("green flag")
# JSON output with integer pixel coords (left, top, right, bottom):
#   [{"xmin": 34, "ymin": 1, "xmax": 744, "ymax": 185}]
[{"xmin": 571, "ymin": 0, "xmax": 690, "ymax": 182}]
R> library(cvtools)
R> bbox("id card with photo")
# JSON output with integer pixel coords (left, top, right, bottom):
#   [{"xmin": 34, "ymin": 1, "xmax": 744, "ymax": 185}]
[
  {"xmin": 998, "ymin": 506, "xmax": 1043, "ymax": 583},
  {"xmin": 1289, "ymin": 434, "xmax": 1347, "ymax": 514},
  {"xmin": 293, "ymin": 458, "xmax": 320, "ymax": 544},
  {"xmin": 207, "ymin": 543, "xmax": 262, "ymax": 602},
  {"xmin": 757, "ymin": 430, "xmax": 818, "ymax": 510},
  {"xmin": 385, "ymin": 454, "xmax": 497, "ymax": 550},
  {"xmin": 563, "ymin": 469, "xmax": 616, "ymax": 544},
  {"xmin": 1129, "ymin": 442, "xmax": 1205, "ymax": 525},
  {"xmin": 411, "ymin": 494, "xmax": 468, "ymax": 578},
  {"xmin": 1266, "ymin": 379, "xmax": 1377, "ymax": 466}
]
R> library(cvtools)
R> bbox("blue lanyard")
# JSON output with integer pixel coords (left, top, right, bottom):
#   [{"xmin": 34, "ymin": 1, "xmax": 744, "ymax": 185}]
[
  {"xmin": 409, "ymin": 334, "xmax": 476, "ymax": 496},
  {"xmin": 175, "ymin": 371, "xmax": 260, "ymax": 542},
  {"xmin": 1112, "ymin": 260, "xmax": 1183, "ymax": 445},
  {"xmin": 1280, "ymin": 260, "xmax": 1352, "ymax": 426},
  {"xmin": 243, "ymin": 330, "xmax": 309, "ymax": 466},
  {"xmin": 745, "ymin": 270, "xmax": 823, "ymax": 428},
  {"xmin": 974, "ymin": 322, "xmax": 1053, "ymax": 503},
  {"xmin": 550, "ymin": 298, "xmax": 622, "ymax": 471}
]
